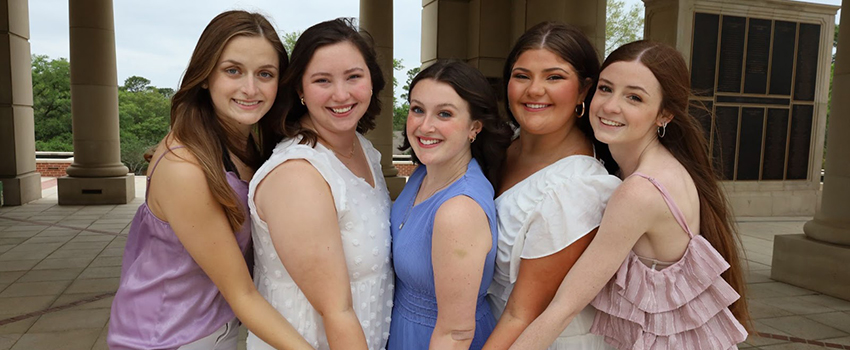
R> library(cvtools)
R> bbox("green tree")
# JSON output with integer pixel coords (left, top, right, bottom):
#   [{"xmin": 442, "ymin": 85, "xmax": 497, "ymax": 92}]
[
  {"xmin": 392, "ymin": 62, "xmax": 420, "ymax": 132},
  {"xmin": 118, "ymin": 76, "xmax": 171, "ymax": 173},
  {"xmin": 121, "ymin": 75, "xmax": 152, "ymax": 93},
  {"xmin": 282, "ymin": 30, "xmax": 301, "ymax": 55},
  {"xmin": 31, "ymin": 55, "xmax": 73, "ymax": 151},
  {"xmin": 605, "ymin": 0, "xmax": 644, "ymax": 56}
]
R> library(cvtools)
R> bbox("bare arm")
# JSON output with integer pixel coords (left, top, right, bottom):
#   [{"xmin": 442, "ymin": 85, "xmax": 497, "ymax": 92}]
[
  {"xmin": 151, "ymin": 150, "xmax": 313, "ymax": 350},
  {"xmin": 509, "ymin": 180, "xmax": 659, "ymax": 350},
  {"xmin": 481, "ymin": 231, "xmax": 595, "ymax": 350},
  {"xmin": 430, "ymin": 196, "xmax": 494, "ymax": 350},
  {"xmin": 256, "ymin": 159, "xmax": 367, "ymax": 350}
]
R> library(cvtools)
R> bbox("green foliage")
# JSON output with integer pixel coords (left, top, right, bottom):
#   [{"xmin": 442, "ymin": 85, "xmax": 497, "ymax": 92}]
[
  {"xmin": 282, "ymin": 30, "xmax": 301, "ymax": 55},
  {"xmin": 392, "ymin": 64, "xmax": 420, "ymax": 132},
  {"xmin": 32, "ymin": 55, "xmax": 171, "ymax": 174},
  {"xmin": 32, "ymin": 55, "xmax": 73, "ymax": 152},
  {"xmin": 605, "ymin": 0, "xmax": 644, "ymax": 56}
]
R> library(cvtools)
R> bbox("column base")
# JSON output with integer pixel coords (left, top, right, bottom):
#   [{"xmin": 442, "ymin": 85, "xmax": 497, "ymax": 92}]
[
  {"xmin": 771, "ymin": 234, "xmax": 850, "ymax": 301},
  {"xmin": 0, "ymin": 172, "xmax": 42, "ymax": 206},
  {"xmin": 57, "ymin": 174, "xmax": 136, "ymax": 205},
  {"xmin": 385, "ymin": 175, "xmax": 407, "ymax": 201}
]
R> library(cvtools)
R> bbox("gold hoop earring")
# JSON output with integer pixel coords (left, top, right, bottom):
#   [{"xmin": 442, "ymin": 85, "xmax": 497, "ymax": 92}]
[
  {"xmin": 575, "ymin": 102, "xmax": 585, "ymax": 117},
  {"xmin": 300, "ymin": 96, "xmax": 305, "ymax": 106}
]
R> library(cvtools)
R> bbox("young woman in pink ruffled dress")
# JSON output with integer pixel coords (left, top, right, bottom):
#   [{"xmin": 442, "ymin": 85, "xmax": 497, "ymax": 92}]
[{"xmin": 511, "ymin": 41, "xmax": 751, "ymax": 350}]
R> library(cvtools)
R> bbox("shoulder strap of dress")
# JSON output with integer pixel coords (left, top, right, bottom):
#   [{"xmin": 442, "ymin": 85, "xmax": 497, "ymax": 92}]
[
  {"xmin": 627, "ymin": 172, "xmax": 694, "ymax": 238},
  {"xmin": 145, "ymin": 146, "xmax": 186, "ymax": 201}
]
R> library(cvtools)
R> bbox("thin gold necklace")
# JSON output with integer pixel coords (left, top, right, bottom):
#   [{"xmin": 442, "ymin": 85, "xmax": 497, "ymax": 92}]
[
  {"xmin": 318, "ymin": 135, "xmax": 357, "ymax": 159},
  {"xmin": 398, "ymin": 171, "xmax": 464, "ymax": 230}
]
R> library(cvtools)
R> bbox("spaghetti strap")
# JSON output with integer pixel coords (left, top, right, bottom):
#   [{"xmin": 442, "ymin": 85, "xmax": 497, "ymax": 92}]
[
  {"xmin": 145, "ymin": 146, "xmax": 186, "ymax": 202},
  {"xmin": 627, "ymin": 172, "xmax": 694, "ymax": 237}
]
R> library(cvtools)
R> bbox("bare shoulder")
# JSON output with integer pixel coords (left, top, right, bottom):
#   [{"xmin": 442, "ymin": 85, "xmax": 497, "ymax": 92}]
[
  {"xmin": 607, "ymin": 175, "xmax": 669, "ymax": 220},
  {"xmin": 434, "ymin": 196, "xmax": 491, "ymax": 245}
]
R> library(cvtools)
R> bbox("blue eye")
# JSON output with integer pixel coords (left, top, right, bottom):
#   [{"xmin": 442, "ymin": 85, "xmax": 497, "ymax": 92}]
[
  {"xmin": 598, "ymin": 85, "xmax": 611, "ymax": 93},
  {"xmin": 225, "ymin": 68, "xmax": 240, "ymax": 75},
  {"xmin": 410, "ymin": 106, "xmax": 423, "ymax": 114},
  {"xmin": 438, "ymin": 111, "xmax": 452, "ymax": 118},
  {"xmin": 259, "ymin": 71, "xmax": 274, "ymax": 79}
]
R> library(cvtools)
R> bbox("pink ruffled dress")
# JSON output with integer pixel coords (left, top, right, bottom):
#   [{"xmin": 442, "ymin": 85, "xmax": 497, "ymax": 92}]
[{"xmin": 589, "ymin": 173, "xmax": 747, "ymax": 350}]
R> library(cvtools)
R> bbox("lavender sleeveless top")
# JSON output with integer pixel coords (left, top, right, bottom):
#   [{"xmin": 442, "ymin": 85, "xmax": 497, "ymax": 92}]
[
  {"xmin": 589, "ymin": 172, "xmax": 747, "ymax": 350},
  {"xmin": 108, "ymin": 147, "xmax": 252, "ymax": 350}
]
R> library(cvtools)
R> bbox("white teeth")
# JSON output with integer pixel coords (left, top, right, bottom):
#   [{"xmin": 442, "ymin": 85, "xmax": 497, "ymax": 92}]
[
  {"xmin": 599, "ymin": 118, "xmax": 624, "ymax": 127},
  {"xmin": 331, "ymin": 105, "xmax": 354, "ymax": 113},
  {"xmin": 525, "ymin": 103, "xmax": 548, "ymax": 109},
  {"xmin": 419, "ymin": 138, "xmax": 441, "ymax": 145},
  {"xmin": 235, "ymin": 100, "xmax": 259, "ymax": 106}
]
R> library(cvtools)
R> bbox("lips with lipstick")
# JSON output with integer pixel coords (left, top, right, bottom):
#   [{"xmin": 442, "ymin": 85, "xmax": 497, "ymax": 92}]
[
  {"xmin": 329, "ymin": 104, "xmax": 355, "ymax": 114},
  {"xmin": 234, "ymin": 99, "xmax": 260, "ymax": 107},
  {"xmin": 524, "ymin": 103, "xmax": 550, "ymax": 110},
  {"xmin": 599, "ymin": 117, "xmax": 624, "ymax": 127}
]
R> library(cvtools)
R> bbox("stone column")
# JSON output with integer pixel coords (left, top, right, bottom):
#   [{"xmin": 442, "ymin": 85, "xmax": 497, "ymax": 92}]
[
  {"xmin": 360, "ymin": 0, "xmax": 406, "ymax": 199},
  {"xmin": 0, "ymin": 0, "xmax": 41, "ymax": 206},
  {"xmin": 57, "ymin": 0, "xmax": 134, "ymax": 204},
  {"xmin": 772, "ymin": 0, "xmax": 850, "ymax": 300},
  {"xmin": 642, "ymin": 0, "xmax": 695, "ymax": 65}
]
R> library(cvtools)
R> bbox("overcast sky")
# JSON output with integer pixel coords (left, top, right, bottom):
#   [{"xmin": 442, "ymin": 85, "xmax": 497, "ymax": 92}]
[{"xmin": 28, "ymin": 0, "xmax": 841, "ymax": 97}]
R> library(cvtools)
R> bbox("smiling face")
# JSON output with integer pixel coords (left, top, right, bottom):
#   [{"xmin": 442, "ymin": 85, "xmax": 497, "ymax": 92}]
[
  {"xmin": 507, "ymin": 48, "xmax": 589, "ymax": 136},
  {"xmin": 300, "ymin": 40, "xmax": 372, "ymax": 136},
  {"xmin": 590, "ymin": 60, "xmax": 668, "ymax": 148},
  {"xmin": 206, "ymin": 35, "xmax": 280, "ymax": 133},
  {"xmin": 406, "ymin": 79, "xmax": 482, "ymax": 169}
]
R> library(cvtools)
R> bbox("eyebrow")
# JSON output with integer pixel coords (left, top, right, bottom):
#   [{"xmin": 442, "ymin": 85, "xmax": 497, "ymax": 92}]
[
  {"xmin": 599, "ymin": 77, "xmax": 651, "ymax": 95},
  {"xmin": 410, "ymin": 99, "xmax": 459, "ymax": 110},
  {"xmin": 512, "ymin": 67, "xmax": 572, "ymax": 75},
  {"xmin": 219, "ymin": 60, "xmax": 279, "ymax": 71},
  {"xmin": 309, "ymin": 67, "xmax": 365, "ymax": 78}
]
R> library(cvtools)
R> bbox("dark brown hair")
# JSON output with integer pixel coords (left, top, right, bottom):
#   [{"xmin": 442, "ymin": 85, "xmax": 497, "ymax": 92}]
[
  {"xmin": 273, "ymin": 18, "xmax": 385, "ymax": 146},
  {"xmin": 399, "ymin": 60, "xmax": 513, "ymax": 186},
  {"xmin": 503, "ymin": 21, "xmax": 617, "ymax": 174},
  {"xmin": 169, "ymin": 10, "xmax": 288, "ymax": 232},
  {"xmin": 602, "ymin": 40, "xmax": 750, "ymax": 329}
]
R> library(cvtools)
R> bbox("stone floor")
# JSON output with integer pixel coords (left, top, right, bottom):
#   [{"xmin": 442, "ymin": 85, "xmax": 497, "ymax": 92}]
[{"xmin": 1, "ymin": 177, "xmax": 849, "ymax": 349}]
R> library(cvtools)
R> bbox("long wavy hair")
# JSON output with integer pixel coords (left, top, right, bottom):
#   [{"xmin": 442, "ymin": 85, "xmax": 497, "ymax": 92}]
[
  {"xmin": 399, "ymin": 60, "xmax": 513, "ymax": 187},
  {"xmin": 168, "ymin": 10, "xmax": 288, "ymax": 232},
  {"xmin": 602, "ymin": 40, "xmax": 751, "ymax": 329},
  {"xmin": 269, "ymin": 18, "xmax": 385, "ymax": 147},
  {"xmin": 503, "ymin": 21, "xmax": 618, "ymax": 174}
]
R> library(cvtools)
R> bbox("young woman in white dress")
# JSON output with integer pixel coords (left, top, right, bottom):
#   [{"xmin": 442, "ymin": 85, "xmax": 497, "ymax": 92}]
[
  {"xmin": 246, "ymin": 18, "xmax": 393, "ymax": 350},
  {"xmin": 482, "ymin": 22, "xmax": 620, "ymax": 350}
]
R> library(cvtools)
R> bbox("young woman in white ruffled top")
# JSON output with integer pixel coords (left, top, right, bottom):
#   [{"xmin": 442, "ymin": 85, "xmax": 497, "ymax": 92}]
[
  {"xmin": 482, "ymin": 22, "xmax": 620, "ymax": 350},
  {"xmin": 247, "ymin": 18, "xmax": 393, "ymax": 350}
]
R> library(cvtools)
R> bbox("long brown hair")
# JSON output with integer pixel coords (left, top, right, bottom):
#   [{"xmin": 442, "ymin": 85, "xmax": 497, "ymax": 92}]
[
  {"xmin": 503, "ymin": 21, "xmax": 618, "ymax": 174},
  {"xmin": 169, "ymin": 10, "xmax": 289, "ymax": 232},
  {"xmin": 269, "ymin": 18, "xmax": 384, "ymax": 147},
  {"xmin": 602, "ymin": 40, "xmax": 750, "ymax": 329}
]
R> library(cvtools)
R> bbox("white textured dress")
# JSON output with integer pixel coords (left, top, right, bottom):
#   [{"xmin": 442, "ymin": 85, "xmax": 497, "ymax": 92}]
[
  {"xmin": 246, "ymin": 134, "xmax": 394, "ymax": 350},
  {"xmin": 487, "ymin": 155, "xmax": 621, "ymax": 350}
]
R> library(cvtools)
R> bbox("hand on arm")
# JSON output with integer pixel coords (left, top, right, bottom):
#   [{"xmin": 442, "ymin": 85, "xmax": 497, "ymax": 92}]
[
  {"xmin": 481, "ymin": 229, "xmax": 595, "ymax": 350},
  {"xmin": 508, "ymin": 179, "xmax": 660, "ymax": 350},
  {"xmin": 256, "ymin": 159, "xmax": 367, "ymax": 350},
  {"xmin": 430, "ymin": 196, "xmax": 494, "ymax": 350},
  {"xmin": 152, "ymin": 150, "xmax": 313, "ymax": 350}
]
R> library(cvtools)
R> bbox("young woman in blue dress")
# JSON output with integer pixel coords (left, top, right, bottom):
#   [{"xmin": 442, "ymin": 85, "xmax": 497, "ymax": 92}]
[{"xmin": 388, "ymin": 60, "xmax": 512, "ymax": 350}]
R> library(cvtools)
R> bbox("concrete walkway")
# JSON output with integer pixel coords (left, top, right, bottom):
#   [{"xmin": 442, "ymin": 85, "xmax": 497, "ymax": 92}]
[{"xmin": 1, "ymin": 177, "xmax": 849, "ymax": 349}]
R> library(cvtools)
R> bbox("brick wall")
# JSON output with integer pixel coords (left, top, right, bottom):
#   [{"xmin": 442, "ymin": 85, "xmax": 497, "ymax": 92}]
[
  {"xmin": 35, "ymin": 161, "xmax": 71, "ymax": 177},
  {"xmin": 394, "ymin": 162, "xmax": 416, "ymax": 177}
]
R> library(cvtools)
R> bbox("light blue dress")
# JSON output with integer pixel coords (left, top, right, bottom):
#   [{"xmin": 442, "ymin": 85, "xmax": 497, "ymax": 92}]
[{"xmin": 388, "ymin": 159, "xmax": 498, "ymax": 350}]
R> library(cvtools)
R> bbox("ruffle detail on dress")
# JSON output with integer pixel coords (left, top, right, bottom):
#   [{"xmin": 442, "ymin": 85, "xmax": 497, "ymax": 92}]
[
  {"xmin": 498, "ymin": 156, "xmax": 620, "ymax": 283},
  {"xmin": 590, "ymin": 308, "xmax": 746, "ymax": 350},
  {"xmin": 604, "ymin": 236, "xmax": 732, "ymax": 313},
  {"xmin": 589, "ymin": 235, "xmax": 747, "ymax": 349}
]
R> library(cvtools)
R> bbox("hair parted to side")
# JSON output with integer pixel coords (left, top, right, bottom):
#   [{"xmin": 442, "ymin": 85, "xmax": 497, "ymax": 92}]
[
  {"xmin": 602, "ymin": 40, "xmax": 751, "ymax": 330},
  {"xmin": 272, "ymin": 17, "xmax": 385, "ymax": 147},
  {"xmin": 169, "ymin": 10, "xmax": 289, "ymax": 232},
  {"xmin": 503, "ymin": 21, "xmax": 618, "ymax": 174},
  {"xmin": 398, "ymin": 60, "xmax": 513, "ymax": 187}
]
